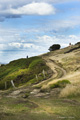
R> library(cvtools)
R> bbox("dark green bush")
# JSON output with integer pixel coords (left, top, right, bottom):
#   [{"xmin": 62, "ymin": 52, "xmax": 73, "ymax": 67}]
[
  {"xmin": 49, "ymin": 44, "xmax": 61, "ymax": 51},
  {"xmin": 50, "ymin": 80, "xmax": 71, "ymax": 89}
]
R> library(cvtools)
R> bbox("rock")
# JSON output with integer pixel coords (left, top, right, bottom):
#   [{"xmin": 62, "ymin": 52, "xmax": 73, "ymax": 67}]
[{"xmin": 30, "ymin": 89, "xmax": 40, "ymax": 95}]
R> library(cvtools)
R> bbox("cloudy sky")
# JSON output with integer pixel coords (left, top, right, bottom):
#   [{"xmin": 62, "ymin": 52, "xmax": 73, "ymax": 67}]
[{"xmin": 0, "ymin": 0, "xmax": 80, "ymax": 63}]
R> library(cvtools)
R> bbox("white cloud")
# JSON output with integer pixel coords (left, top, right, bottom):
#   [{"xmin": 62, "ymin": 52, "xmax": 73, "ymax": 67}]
[
  {"xmin": 41, "ymin": 16, "xmax": 80, "ymax": 33},
  {"xmin": 23, "ymin": 43, "xmax": 33, "ymax": 48},
  {"xmin": 0, "ymin": 44, "xmax": 6, "ymax": 50},
  {"xmin": 0, "ymin": 34, "xmax": 80, "ymax": 63},
  {"xmin": 9, "ymin": 42, "xmax": 22, "ymax": 48},
  {"xmin": 35, "ymin": 35, "xmax": 80, "ymax": 48},
  {"xmin": 0, "ymin": 34, "xmax": 80, "ymax": 51},
  {"xmin": 69, "ymin": 35, "xmax": 79, "ymax": 39},
  {"xmin": 4, "ymin": 42, "xmax": 41, "ymax": 50},
  {"xmin": 0, "ymin": 0, "xmax": 79, "ymax": 21},
  {"xmin": 36, "ymin": 35, "xmax": 58, "ymax": 44},
  {"xmin": 0, "ymin": 2, "xmax": 55, "ymax": 16}
]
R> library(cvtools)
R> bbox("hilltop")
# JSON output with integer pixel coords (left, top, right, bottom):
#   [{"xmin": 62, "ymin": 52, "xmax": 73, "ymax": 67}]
[{"xmin": 0, "ymin": 43, "xmax": 80, "ymax": 120}]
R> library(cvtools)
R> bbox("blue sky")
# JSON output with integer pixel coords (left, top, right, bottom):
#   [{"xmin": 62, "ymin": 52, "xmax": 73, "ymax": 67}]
[{"xmin": 0, "ymin": 0, "xmax": 80, "ymax": 63}]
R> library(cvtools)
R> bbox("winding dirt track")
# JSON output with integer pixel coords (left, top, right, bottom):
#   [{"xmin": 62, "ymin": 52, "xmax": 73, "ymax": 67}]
[
  {"xmin": 33, "ymin": 57, "xmax": 67, "ymax": 87},
  {"xmin": 45, "ymin": 58, "xmax": 66, "ymax": 78}
]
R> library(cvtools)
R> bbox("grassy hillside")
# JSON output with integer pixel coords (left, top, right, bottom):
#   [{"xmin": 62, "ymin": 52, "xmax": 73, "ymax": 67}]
[
  {"xmin": 0, "ymin": 44, "xmax": 80, "ymax": 120},
  {"xmin": 0, "ymin": 56, "xmax": 51, "ymax": 90},
  {"xmin": 37, "ymin": 44, "xmax": 80, "ymax": 96}
]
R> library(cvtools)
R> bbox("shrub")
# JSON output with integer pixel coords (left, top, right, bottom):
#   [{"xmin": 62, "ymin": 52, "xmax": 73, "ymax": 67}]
[
  {"xmin": 50, "ymin": 80, "xmax": 71, "ymax": 89},
  {"xmin": 49, "ymin": 44, "xmax": 61, "ymax": 51}
]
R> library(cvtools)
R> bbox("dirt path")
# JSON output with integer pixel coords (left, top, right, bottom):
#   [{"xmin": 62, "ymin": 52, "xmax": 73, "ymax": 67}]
[
  {"xmin": 48, "ymin": 58, "xmax": 66, "ymax": 77},
  {"xmin": 33, "ymin": 57, "xmax": 67, "ymax": 87}
]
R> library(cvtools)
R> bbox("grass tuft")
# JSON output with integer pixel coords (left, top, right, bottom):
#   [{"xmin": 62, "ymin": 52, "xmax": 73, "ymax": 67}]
[
  {"xmin": 59, "ymin": 84, "xmax": 80, "ymax": 98},
  {"xmin": 50, "ymin": 80, "xmax": 71, "ymax": 89}
]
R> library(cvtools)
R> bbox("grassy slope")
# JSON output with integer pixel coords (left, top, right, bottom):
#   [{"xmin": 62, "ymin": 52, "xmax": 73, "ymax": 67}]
[
  {"xmin": 0, "ymin": 44, "xmax": 80, "ymax": 120},
  {"xmin": 0, "ymin": 96, "xmax": 80, "ymax": 120},
  {"xmin": 39, "ymin": 44, "xmax": 80, "ymax": 89},
  {"xmin": 0, "ymin": 56, "xmax": 51, "ymax": 90}
]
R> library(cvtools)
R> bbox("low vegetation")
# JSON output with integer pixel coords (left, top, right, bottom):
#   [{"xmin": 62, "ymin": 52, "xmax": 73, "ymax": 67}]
[
  {"xmin": 50, "ymin": 80, "xmax": 71, "ymax": 89},
  {"xmin": 0, "ymin": 56, "xmax": 51, "ymax": 90},
  {"xmin": 40, "ymin": 80, "xmax": 71, "ymax": 92},
  {"xmin": 59, "ymin": 84, "xmax": 80, "ymax": 98},
  {"xmin": 49, "ymin": 44, "xmax": 61, "ymax": 51},
  {"xmin": 0, "ymin": 43, "xmax": 80, "ymax": 120},
  {"xmin": 0, "ymin": 96, "xmax": 80, "ymax": 120}
]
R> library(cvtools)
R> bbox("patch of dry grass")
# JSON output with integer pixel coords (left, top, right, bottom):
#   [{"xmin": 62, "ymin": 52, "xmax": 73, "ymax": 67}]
[{"xmin": 59, "ymin": 84, "xmax": 80, "ymax": 98}]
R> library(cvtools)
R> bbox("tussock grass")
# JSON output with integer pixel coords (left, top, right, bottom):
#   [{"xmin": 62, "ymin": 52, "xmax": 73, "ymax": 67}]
[
  {"xmin": 50, "ymin": 80, "xmax": 71, "ymax": 89},
  {"xmin": 40, "ymin": 80, "xmax": 71, "ymax": 92},
  {"xmin": 59, "ymin": 84, "xmax": 80, "ymax": 98}
]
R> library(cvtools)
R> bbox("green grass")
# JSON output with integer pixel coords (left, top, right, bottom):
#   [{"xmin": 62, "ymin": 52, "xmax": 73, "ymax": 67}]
[
  {"xmin": 50, "ymin": 80, "xmax": 71, "ymax": 89},
  {"xmin": 0, "ymin": 96, "xmax": 80, "ymax": 120},
  {"xmin": 0, "ymin": 56, "xmax": 50, "ymax": 90}
]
